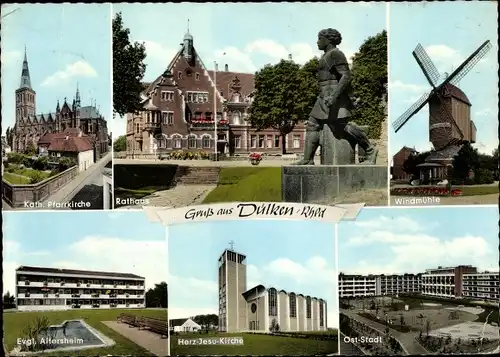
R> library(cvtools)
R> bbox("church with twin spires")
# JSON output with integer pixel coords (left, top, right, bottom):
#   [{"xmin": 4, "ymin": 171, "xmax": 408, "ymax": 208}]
[{"xmin": 8, "ymin": 49, "xmax": 109, "ymax": 159}]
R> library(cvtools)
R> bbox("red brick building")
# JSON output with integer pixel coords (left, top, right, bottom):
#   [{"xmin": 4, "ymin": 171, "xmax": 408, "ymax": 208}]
[
  {"xmin": 125, "ymin": 32, "xmax": 305, "ymax": 157},
  {"xmin": 392, "ymin": 146, "xmax": 418, "ymax": 181}
]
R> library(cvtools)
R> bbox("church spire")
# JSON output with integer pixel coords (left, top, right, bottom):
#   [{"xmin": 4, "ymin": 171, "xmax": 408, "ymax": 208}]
[
  {"xmin": 19, "ymin": 46, "xmax": 32, "ymax": 89},
  {"xmin": 75, "ymin": 82, "xmax": 81, "ymax": 107}
]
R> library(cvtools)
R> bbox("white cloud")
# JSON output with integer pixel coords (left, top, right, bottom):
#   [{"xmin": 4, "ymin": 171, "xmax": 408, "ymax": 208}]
[
  {"xmin": 2, "ymin": 236, "xmax": 167, "ymax": 294},
  {"xmin": 41, "ymin": 60, "xmax": 97, "ymax": 87},
  {"xmin": 475, "ymin": 108, "xmax": 493, "ymax": 117},
  {"xmin": 1, "ymin": 50, "xmax": 21, "ymax": 66},
  {"xmin": 343, "ymin": 216, "xmax": 496, "ymax": 275},
  {"xmin": 141, "ymin": 40, "xmax": 178, "ymax": 66},
  {"xmin": 389, "ymin": 80, "xmax": 428, "ymax": 93}
]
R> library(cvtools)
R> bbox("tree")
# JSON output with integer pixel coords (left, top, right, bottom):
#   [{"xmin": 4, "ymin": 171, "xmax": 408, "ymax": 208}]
[
  {"xmin": 113, "ymin": 135, "xmax": 127, "ymax": 152},
  {"xmin": 350, "ymin": 30, "xmax": 387, "ymax": 139},
  {"xmin": 113, "ymin": 12, "xmax": 147, "ymax": 117},
  {"xmin": 145, "ymin": 282, "xmax": 168, "ymax": 308},
  {"xmin": 3, "ymin": 291, "xmax": 15, "ymax": 309},
  {"xmin": 24, "ymin": 141, "xmax": 37, "ymax": 156},
  {"xmin": 6, "ymin": 127, "xmax": 13, "ymax": 147},
  {"xmin": 451, "ymin": 142, "xmax": 479, "ymax": 182},
  {"xmin": 247, "ymin": 59, "xmax": 316, "ymax": 154},
  {"xmin": 402, "ymin": 151, "xmax": 431, "ymax": 178}
]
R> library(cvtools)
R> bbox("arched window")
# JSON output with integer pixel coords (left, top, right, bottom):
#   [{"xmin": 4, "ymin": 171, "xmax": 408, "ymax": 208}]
[
  {"xmin": 172, "ymin": 135, "xmax": 182, "ymax": 149},
  {"xmin": 232, "ymin": 111, "xmax": 241, "ymax": 125},
  {"xmin": 188, "ymin": 135, "xmax": 196, "ymax": 148},
  {"xmin": 319, "ymin": 300, "xmax": 324, "ymax": 326},
  {"xmin": 202, "ymin": 135, "xmax": 211, "ymax": 148},
  {"xmin": 268, "ymin": 288, "xmax": 277, "ymax": 316},
  {"xmin": 289, "ymin": 293, "xmax": 297, "ymax": 318},
  {"xmin": 306, "ymin": 296, "xmax": 311, "ymax": 318}
]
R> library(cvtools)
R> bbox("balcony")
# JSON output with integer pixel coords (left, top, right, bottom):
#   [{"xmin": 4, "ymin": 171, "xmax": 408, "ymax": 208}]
[
  {"xmin": 190, "ymin": 120, "xmax": 230, "ymax": 131},
  {"xmin": 144, "ymin": 122, "xmax": 161, "ymax": 132}
]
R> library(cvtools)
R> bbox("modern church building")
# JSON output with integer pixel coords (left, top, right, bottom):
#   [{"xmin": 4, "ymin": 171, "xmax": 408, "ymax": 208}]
[{"xmin": 218, "ymin": 248, "xmax": 327, "ymax": 333}]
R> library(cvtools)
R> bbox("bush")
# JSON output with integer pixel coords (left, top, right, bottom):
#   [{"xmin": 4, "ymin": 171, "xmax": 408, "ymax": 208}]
[
  {"xmin": 7, "ymin": 152, "xmax": 29, "ymax": 166},
  {"xmin": 474, "ymin": 169, "xmax": 494, "ymax": 184},
  {"xmin": 32, "ymin": 156, "xmax": 49, "ymax": 171},
  {"xmin": 20, "ymin": 316, "xmax": 52, "ymax": 352},
  {"xmin": 58, "ymin": 157, "xmax": 76, "ymax": 170},
  {"xmin": 29, "ymin": 171, "xmax": 46, "ymax": 184}
]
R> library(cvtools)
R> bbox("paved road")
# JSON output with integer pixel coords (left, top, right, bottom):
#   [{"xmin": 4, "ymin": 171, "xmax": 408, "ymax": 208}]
[
  {"xmin": 341, "ymin": 309, "xmax": 428, "ymax": 355},
  {"xmin": 43, "ymin": 153, "xmax": 112, "ymax": 210},
  {"xmin": 103, "ymin": 321, "xmax": 168, "ymax": 356}
]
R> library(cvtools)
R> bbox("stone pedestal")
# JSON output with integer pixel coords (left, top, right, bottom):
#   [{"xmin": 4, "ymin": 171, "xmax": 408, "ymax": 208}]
[
  {"xmin": 282, "ymin": 165, "xmax": 388, "ymax": 203},
  {"xmin": 320, "ymin": 123, "xmax": 355, "ymax": 165}
]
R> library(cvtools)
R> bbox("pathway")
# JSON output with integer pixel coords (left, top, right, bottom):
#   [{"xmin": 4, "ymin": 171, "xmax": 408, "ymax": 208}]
[
  {"xmin": 102, "ymin": 321, "xmax": 168, "ymax": 356},
  {"xmin": 342, "ymin": 309, "xmax": 428, "ymax": 355}
]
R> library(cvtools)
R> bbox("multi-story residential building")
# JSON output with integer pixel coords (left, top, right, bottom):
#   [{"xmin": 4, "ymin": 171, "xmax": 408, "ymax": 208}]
[
  {"xmin": 125, "ymin": 31, "xmax": 306, "ymax": 158},
  {"xmin": 338, "ymin": 274, "xmax": 380, "ymax": 298},
  {"xmin": 218, "ymin": 248, "xmax": 327, "ymax": 332},
  {"xmin": 15, "ymin": 266, "xmax": 146, "ymax": 311},
  {"xmin": 339, "ymin": 266, "xmax": 499, "ymax": 302},
  {"xmin": 462, "ymin": 271, "xmax": 500, "ymax": 301}
]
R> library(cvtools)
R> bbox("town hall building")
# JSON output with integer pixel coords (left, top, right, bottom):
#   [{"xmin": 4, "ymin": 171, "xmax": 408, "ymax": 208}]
[
  {"xmin": 125, "ymin": 31, "xmax": 305, "ymax": 157},
  {"xmin": 218, "ymin": 248, "xmax": 327, "ymax": 333},
  {"xmin": 8, "ymin": 49, "xmax": 109, "ymax": 160}
]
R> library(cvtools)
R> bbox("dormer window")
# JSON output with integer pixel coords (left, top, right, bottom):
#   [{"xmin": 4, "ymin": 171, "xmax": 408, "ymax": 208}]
[
  {"xmin": 178, "ymin": 71, "xmax": 183, "ymax": 80},
  {"xmin": 195, "ymin": 73, "xmax": 200, "ymax": 81},
  {"xmin": 186, "ymin": 69, "xmax": 193, "ymax": 77}
]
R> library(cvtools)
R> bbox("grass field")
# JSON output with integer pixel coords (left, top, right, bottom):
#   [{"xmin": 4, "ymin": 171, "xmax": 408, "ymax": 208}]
[
  {"xmin": 203, "ymin": 167, "xmax": 282, "ymax": 203},
  {"xmin": 459, "ymin": 185, "xmax": 499, "ymax": 196},
  {"xmin": 3, "ymin": 308, "xmax": 167, "ymax": 356},
  {"xmin": 2, "ymin": 172, "xmax": 31, "ymax": 184},
  {"xmin": 171, "ymin": 331, "xmax": 338, "ymax": 356},
  {"xmin": 3, "ymin": 168, "xmax": 51, "ymax": 185}
]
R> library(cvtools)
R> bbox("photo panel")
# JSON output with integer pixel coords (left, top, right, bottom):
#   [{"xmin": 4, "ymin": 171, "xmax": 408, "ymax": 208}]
[
  {"xmin": 337, "ymin": 206, "xmax": 499, "ymax": 355},
  {"xmin": 2, "ymin": 211, "xmax": 168, "ymax": 356},
  {"xmin": 389, "ymin": 1, "xmax": 499, "ymax": 206},
  {"xmin": 167, "ymin": 216, "xmax": 339, "ymax": 355},
  {"xmin": 112, "ymin": 2, "xmax": 389, "ymax": 209},
  {"xmin": 1, "ymin": 4, "xmax": 112, "ymax": 211}
]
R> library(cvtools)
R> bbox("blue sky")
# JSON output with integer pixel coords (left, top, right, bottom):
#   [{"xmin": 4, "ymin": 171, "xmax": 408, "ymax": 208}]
[
  {"xmin": 389, "ymin": 1, "xmax": 498, "ymax": 156},
  {"xmin": 168, "ymin": 219, "xmax": 338, "ymax": 327},
  {"xmin": 338, "ymin": 206, "xmax": 498, "ymax": 275},
  {"xmin": 2, "ymin": 211, "xmax": 167, "ymax": 294},
  {"xmin": 111, "ymin": 2, "xmax": 386, "ymax": 136},
  {"xmin": 1, "ymin": 4, "xmax": 112, "ymax": 135}
]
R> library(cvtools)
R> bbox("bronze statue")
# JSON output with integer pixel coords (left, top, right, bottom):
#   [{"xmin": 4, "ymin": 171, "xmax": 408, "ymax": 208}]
[{"xmin": 294, "ymin": 28, "xmax": 378, "ymax": 165}]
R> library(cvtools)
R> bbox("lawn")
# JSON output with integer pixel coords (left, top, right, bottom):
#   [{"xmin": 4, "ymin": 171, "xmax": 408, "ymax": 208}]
[
  {"xmin": 203, "ymin": 167, "xmax": 282, "ymax": 203},
  {"xmin": 3, "ymin": 172, "xmax": 30, "ymax": 184},
  {"xmin": 171, "ymin": 331, "xmax": 338, "ymax": 356},
  {"xmin": 459, "ymin": 185, "xmax": 498, "ymax": 196},
  {"xmin": 3, "ymin": 308, "xmax": 167, "ymax": 356}
]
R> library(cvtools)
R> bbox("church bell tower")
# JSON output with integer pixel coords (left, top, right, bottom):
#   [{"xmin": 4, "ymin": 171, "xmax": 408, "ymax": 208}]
[{"xmin": 15, "ymin": 47, "xmax": 36, "ymax": 122}]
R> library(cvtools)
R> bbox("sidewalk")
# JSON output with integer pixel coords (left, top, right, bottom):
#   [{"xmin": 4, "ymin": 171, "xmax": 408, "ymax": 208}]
[
  {"xmin": 102, "ymin": 321, "xmax": 168, "ymax": 356},
  {"xmin": 43, "ymin": 153, "xmax": 111, "ymax": 207}
]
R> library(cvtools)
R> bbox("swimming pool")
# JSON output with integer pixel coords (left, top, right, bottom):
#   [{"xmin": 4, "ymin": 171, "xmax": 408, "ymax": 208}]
[{"xmin": 11, "ymin": 319, "xmax": 115, "ymax": 355}]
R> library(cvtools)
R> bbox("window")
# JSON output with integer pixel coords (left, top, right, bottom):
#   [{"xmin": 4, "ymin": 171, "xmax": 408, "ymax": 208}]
[
  {"xmin": 188, "ymin": 135, "xmax": 196, "ymax": 148},
  {"xmin": 136, "ymin": 123, "xmax": 140, "ymax": 133},
  {"xmin": 306, "ymin": 296, "xmax": 311, "ymax": 318},
  {"xmin": 319, "ymin": 300, "xmax": 324, "ymax": 326},
  {"xmin": 268, "ymin": 288, "xmax": 277, "ymax": 316},
  {"xmin": 234, "ymin": 135, "xmax": 241, "ymax": 148},
  {"xmin": 205, "ymin": 112, "xmax": 212, "ymax": 121},
  {"xmin": 202, "ymin": 136, "xmax": 211, "ymax": 148},
  {"xmin": 195, "ymin": 73, "xmax": 200, "ymax": 81},
  {"xmin": 187, "ymin": 91, "xmax": 209, "ymax": 103},
  {"xmin": 289, "ymin": 293, "xmax": 297, "ymax": 318},
  {"xmin": 250, "ymin": 135, "xmax": 257, "ymax": 148},
  {"xmin": 266, "ymin": 136, "xmax": 272, "ymax": 148},
  {"xmin": 258, "ymin": 135, "xmax": 265, "ymax": 148},
  {"xmin": 162, "ymin": 111, "xmax": 174, "ymax": 124},
  {"xmin": 158, "ymin": 137, "xmax": 167, "ymax": 148},
  {"xmin": 293, "ymin": 134, "xmax": 300, "ymax": 149},
  {"xmin": 178, "ymin": 71, "xmax": 183, "ymax": 79},
  {"xmin": 274, "ymin": 135, "xmax": 280, "ymax": 148},
  {"xmin": 161, "ymin": 91, "xmax": 174, "ymax": 101},
  {"xmin": 173, "ymin": 135, "xmax": 182, "ymax": 149}
]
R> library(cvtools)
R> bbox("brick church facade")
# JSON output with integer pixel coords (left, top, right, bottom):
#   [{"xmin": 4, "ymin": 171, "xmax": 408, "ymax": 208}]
[
  {"xmin": 125, "ymin": 31, "xmax": 305, "ymax": 157},
  {"xmin": 9, "ymin": 49, "xmax": 109, "ymax": 159}
]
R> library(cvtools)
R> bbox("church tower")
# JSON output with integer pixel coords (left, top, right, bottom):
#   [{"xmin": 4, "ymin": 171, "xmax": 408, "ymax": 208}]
[
  {"xmin": 15, "ymin": 47, "xmax": 36, "ymax": 122},
  {"xmin": 218, "ymin": 243, "xmax": 247, "ymax": 333},
  {"xmin": 182, "ymin": 20, "xmax": 194, "ymax": 65},
  {"xmin": 74, "ymin": 84, "xmax": 81, "ymax": 129}
]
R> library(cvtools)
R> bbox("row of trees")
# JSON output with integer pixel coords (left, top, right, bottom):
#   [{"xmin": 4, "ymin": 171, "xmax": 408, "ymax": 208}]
[
  {"xmin": 191, "ymin": 313, "xmax": 218, "ymax": 331},
  {"xmin": 113, "ymin": 11, "xmax": 387, "ymax": 153},
  {"xmin": 403, "ymin": 144, "xmax": 498, "ymax": 184},
  {"xmin": 3, "ymin": 291, "xmax": 15, "ymax": 309},
  {"xmin": 145, "ymin": 281, "xmax": 168, "ymax": 308}
]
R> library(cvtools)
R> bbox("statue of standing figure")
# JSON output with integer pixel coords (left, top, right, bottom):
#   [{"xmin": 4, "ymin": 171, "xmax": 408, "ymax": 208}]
[{"xmin": 294, "ymin": 28, "xmax": 378, "ymax": 165}]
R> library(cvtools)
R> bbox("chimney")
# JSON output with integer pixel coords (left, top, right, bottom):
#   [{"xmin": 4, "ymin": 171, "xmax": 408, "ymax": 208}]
[{"xmin": 225, "ymin": 64, "xmax": 228, "ymax": 72}]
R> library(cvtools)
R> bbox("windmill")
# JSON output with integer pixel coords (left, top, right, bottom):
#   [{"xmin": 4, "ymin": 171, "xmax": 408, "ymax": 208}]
[{"xmin": 393, "ymin": 40, "xmax": 492, "ymax": 153}]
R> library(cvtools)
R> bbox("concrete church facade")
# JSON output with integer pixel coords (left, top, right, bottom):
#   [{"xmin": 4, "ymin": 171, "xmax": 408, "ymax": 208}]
[{"xmin": 218, "ymin": 249, "xmax": 327, "ymax": 333}]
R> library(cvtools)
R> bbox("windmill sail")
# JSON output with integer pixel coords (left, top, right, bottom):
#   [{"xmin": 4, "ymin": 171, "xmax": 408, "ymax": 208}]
[
  {"xmin": 393, "ymin": 92, "xmax": 430, "ymax": 132},
  {"xmin": 412, "ymin": 44, "xmax": 440, "ymax": 88},
  {"xmin": 442, "ymin": 40, "xmax": 492, "ymax": 87}
]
